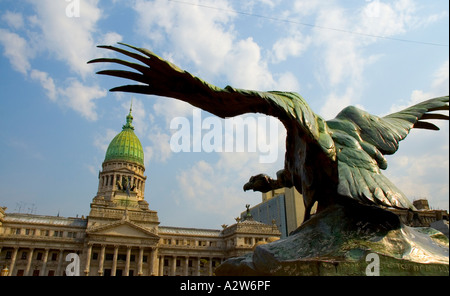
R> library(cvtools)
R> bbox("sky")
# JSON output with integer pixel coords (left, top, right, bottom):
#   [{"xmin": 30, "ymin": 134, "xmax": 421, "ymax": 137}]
[{"xmin": 0, "ymin": 0, "xmax": 448, "ymax": 230}]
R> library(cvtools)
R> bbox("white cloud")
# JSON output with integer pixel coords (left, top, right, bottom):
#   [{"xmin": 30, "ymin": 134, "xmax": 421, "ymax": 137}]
[
  {"xmin": 171, "ymin": 113, "xmax": 286, "ymax": 221},
  {"xmin": 291, "ymin": 0, "xmax": 323, "ymax": 16},
  {"xmin": 59, "ymin": 79, "xmax": 107, "ymax": 121},
  {"xmin": 153, "ymin": 98, "xmax": 196, "ymax": 126},
  {"xmin": 0, "ymin": 29, "xmax": 32, "ymax": 74},
  {"xmin": 385, "ymin": 60, "xmax": 449, "ymax": 210},
  {"xmin": 99, "ymin": 32, "xmax": 123, "ymax": 45},
  {"xmin": 30, "ymin": 69, "xmax": 57, "ymax": 101},
  {"xmin": 133, "ymin": 0, "xmax": 301, "ymax": 91},
  {"xmin": 2, "ymin": 11, "xmax": 25, "ymax": 30},
  {"xmin": 0, "ymin": 1, "xmax": 124, "ymax": 121},
  {"xmin": 386, "ymin": 143, "xmax": 449, "ymax": 210},
  {"xmin": 175, "ymin": 153, "xmax": 279, "ymax": 223},
  {"xmin": 302, "ymin": 0, "xmax": 445, "ymax": 120},
  {"xmin": 275, "ymin": 71, "xmax": 301, "ymax": 92},
  {"xmin": 28, "ymin": 0, "xmax": 102, "ymax": 78},
  {"xmin": 223, "ymin": 37, "xmax": 275, "ymax": 89},
  {"xmin": 93, "ymin": 129, "xmax": 118, "ymax": 153},
  {"xmin": 241, "ymin": 0, "xmax": 279, "ymax": 11},
  {"xmin": 431, "ymin": 59, "xmax": 449, "ymax": 94},
  {"xmin": 133, "ymin": 0, "xmax": 235, "ymax": 74},
  {"xmin": 358, "ymin": 0, "xmax": 411, "ymax": 37},
  {"xmin": 145, "ymin": 127, "xmax": 173, "ymax": 164},
  {"xmin": 271, "ymin": 32, "xmax": 311, "ymax": 63},
  {"xmin": 320, "ymin": 87, "xmax": 360, "ymax": 120},
  {"xmin": 389, "ymin": 59, "xmax": 449, "ymax": 114}
]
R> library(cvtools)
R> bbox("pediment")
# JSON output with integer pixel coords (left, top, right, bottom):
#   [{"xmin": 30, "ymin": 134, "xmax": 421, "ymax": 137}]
[{"xmin": 87, "ymin": 219, "xmax": 159, "ymax": 239}]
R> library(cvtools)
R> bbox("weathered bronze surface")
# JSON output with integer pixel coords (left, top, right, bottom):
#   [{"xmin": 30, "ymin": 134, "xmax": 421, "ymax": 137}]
[
  {"xmin": 89, "ymin": 43, "xmax": 449, "ymax": 275},
  {"xmin": 215, "ymin": 202, "xmax": 449, "ymax": 276}
]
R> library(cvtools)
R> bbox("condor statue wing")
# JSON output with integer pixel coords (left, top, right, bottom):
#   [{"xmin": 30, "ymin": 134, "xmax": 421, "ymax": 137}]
[
  {"xmin": 89, "ymin": 43, "xmax": 297, "ymax": 120},
  {"xmin": 88, "ymin": 43, "xmax": 334, "ymax": 153},
  {"xmin": 327, "ymin": 96, "xmax": 449, "ymax": 209}
]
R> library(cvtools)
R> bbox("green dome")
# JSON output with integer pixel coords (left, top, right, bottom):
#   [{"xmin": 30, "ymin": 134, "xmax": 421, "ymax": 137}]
[{"xmin": 104, "ymin": 109, "xmax": 144, "ymax": 165}]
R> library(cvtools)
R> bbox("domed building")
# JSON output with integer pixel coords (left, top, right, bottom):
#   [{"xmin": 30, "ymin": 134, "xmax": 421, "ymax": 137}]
[
  {"xmin": 0, "ymin": 106, "xmax": 281, "ymax": 276},
  {"xmin": 91, "ymin": 106, "xmax": 149, "ymax": 210}
]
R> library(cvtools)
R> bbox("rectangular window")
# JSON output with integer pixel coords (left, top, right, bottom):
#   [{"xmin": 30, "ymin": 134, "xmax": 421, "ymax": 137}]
[
  {"xmin": 67, "ymin": 232, "xmax": 77, "ymax": 238},
  {"xmin": 51, "ymin": 253, "xmax": 58, "ymax": 261}
]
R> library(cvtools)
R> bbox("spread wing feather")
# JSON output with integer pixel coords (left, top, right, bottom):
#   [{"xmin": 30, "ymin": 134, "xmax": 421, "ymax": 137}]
[
  {"xmin": 328, "ymin": 97, "xmax": 449, "ymax": 209},
  {"xmin": 88, "ymin": 43, "xmax": 330, "ymax": 147}
]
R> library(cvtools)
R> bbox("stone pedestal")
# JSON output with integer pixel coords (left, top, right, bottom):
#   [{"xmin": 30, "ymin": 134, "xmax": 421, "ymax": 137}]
[{"xmin": 216, "ymin": 202, "xmax": 449, "ymax": 276}]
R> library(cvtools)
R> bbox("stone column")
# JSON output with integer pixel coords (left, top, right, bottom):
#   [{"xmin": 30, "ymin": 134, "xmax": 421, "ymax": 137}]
[
  {"xmin": 84, "ymin": 244, "xmax": 93, "ymax": 276},
  {"xmin": 24, "ymin": 248, "xmax": 34, "ymax": 276},
  {"xmin": 196, "ymin": 257, "xmax": 201, "ymax": 276},
  {"xmin": 40, "ymin": 249, "xmax": 49, "ymax": 276},
  {"xmin": 150, "ymin": 248, "xmax": 158, "ymax": 276},
  {"xmin": 8, "ymin": 247, "xmax": 18, "ymax": 276},
  {"xmin": 208, "ymin": 257, "xmax": 213, "ymax": 276},
  {"xmin": 159, "ymin": 255, "xmax": 164, "ymax": 276},
  {"xmin": 98, "ymin": 245, "xmax": 106, "ymax": 276},
  {"xmin": 184, "ymin": 257, "xmax": 189, "ymax": 276},
  {"xmin": 171, "ymin": 256, "xmax": 177, "ymax": 276},
  {"xmin": 124, "ymin": 246, "xmax": 131, "ymax": 276},
  {"xmin": 56, "ymin": 249, "xmax": 64, "ymax": 276},
  {"xmin": 137, "ymin": 247, "xmax": 144, "ymax": 276},
  {"xmin": 111, "ymin": 245, "xmax": 119, "ymax": 276}
]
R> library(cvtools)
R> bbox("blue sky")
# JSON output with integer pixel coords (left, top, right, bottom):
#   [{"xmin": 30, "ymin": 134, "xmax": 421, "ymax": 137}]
[{"xmin": 0, "ymin": 0, "xmax": 448, "ymax": 229}]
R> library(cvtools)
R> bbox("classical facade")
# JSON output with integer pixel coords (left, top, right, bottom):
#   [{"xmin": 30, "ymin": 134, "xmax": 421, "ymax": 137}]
[{"xmin": 0, "ymin": 108, "xmax": 280, "ymax": 276}]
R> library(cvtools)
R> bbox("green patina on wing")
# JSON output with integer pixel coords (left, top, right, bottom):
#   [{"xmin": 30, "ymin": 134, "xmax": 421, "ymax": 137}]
[{"xmin": 328, "ymin": 97, "xmax": 449, "ymax": 209}]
